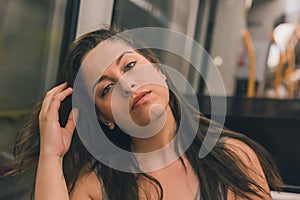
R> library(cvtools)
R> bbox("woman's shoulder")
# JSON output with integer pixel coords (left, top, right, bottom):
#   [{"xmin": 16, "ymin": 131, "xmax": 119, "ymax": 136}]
[
  {"xmin": 222, "ymin": 137, "xmax": 263, "ymax": 170},
  {"xmin": 223, "ymin": 137, "xmax": 259, "ymax": 164},
  {"xmin": 223, "ymin": 137, "xmax": 271, "ymax": 199},
  {"xmin": 70, "ymin": 165, "xmax": 103, "ymax": 200}
]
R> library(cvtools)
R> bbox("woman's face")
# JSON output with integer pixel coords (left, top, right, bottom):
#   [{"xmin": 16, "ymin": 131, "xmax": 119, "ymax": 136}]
[{"xmin": 82, "ymin": 40, "xmax": 169, "ymax": 134}]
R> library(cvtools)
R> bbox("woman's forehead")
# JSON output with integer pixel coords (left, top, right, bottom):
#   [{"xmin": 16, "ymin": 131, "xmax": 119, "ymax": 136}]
[
  {"xmin": 81, "ymin": 40, "xmax": 135, "ymax": 71},
  {"xmin": 80, "ymin": 40, "xmax": 136, "ymax": 94}
]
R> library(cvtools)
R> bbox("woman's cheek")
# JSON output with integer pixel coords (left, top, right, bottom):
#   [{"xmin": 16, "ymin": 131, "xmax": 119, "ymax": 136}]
[{"xmin": 95, "ymin": 98, "xmax": 113, "ymax": 118}]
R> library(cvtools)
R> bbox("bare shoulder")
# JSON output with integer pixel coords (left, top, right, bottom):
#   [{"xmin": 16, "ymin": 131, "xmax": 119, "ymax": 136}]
[
  {"xmin": 70, "ymin": 169, "xmax": 103, "ymax": 200},
  {"xmin": 224, "ymin": 138, "xmax": 271, "ymax": 200},
  {"xmin": 224, "ymin": 138, "xmax": 257, "ymax": 161},
  {"xmin": 224, "ymin": 138, "xmax": 266, "ymax": 175}
]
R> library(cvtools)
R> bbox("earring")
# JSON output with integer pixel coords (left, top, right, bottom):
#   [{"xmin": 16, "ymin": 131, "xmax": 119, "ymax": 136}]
[
  {"xmin": 162, "ymin": 74, "xmax": 166, "ymax": 80},
  {"xmin": 105, "ymin": 121, "xmax": 115, "ymax": 130}
]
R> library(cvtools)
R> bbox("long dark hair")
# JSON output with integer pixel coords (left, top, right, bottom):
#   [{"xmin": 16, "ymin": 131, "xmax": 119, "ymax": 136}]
[{"xmin": 4, "ymin": 27, "xmax": 282, "ymax": 199}]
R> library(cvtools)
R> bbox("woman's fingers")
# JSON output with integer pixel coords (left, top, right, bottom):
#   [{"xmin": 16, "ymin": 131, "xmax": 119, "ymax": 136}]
[
  {"xmin": 47, "ymin": 82, "xmax": 68, "ymax": 94},
  {"xmin": 64, "ymin": 108, "xmax": 78, "ymax": 137},
  {"xmin": 40, "ymin": 83, "xmax": 73, "ymax": 121},
  {"xmin": 38, "ymin": 83, "xmax": 75, "ymax": 157},
  {"xmin": 47, "ymin": 87, "xmax": 73, "ymax": 114},
  {"xmin": 40, "ymin": 83, "xmax": 68, "ymax": 116}
]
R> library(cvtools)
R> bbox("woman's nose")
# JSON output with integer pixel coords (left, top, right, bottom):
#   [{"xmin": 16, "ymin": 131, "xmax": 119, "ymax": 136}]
[{"xmin": 119, "ymin": 79, "xmax": 136, "ymax": 96}]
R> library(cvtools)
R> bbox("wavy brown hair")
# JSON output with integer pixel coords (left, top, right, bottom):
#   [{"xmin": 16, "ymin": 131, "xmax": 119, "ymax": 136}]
[{"xmin": 4, "ymin": 26, "xmax": 282, "ymax": 199}]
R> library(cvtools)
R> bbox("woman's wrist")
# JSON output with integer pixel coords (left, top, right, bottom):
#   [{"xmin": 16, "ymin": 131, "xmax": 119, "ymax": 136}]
[{"xmin": 38, "ymin": 151, "xmax": 64, "ymax": 163}]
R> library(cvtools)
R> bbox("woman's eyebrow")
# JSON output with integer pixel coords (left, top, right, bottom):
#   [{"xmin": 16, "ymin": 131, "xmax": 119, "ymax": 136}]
[
  {"xmin": 116, "ymin": 51, "xmax": 134, "ymax": 65},
  {"xmin": 93, "ymin": 75, "xmax": 110, "ymax": 92},
  {"xmin": 92, "ymin": 51, "xmax": 134, "ymax": 91},
  {"xmin": 98, "ymin": 75, "xmax": 109, "ymax": 83}
]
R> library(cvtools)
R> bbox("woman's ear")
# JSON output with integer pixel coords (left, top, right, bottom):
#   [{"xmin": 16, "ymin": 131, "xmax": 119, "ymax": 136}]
[
  {"xmin": 97, "ymin": 112, "xmax": 115, "ymax": 130},
  {"xmin": 156, "ymin": 68, "xmax": 167, "ymax": 81},
  {"xmin": 153, "ymin": 64, "xmax": 167, "ymax": 81},
  {"xmin": 158, "ymin": 68, "xmax": 167, "ymax": 81}
]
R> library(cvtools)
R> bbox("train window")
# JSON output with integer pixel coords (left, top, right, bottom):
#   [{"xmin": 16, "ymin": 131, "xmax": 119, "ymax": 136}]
[
  {"xmin": 201, "ymin": 0, "xmax": 300, "ymax": 100},
  {"xmin": 0, "ymin": 0, "xmax": 67, "ymax": 154},
  {"xmin": 195, "ymin": 0, "xmax": 300, "ymax": 192},
  {"xmin": 200, "ymin": 0, "xmax": 300, "ymax": 192}
]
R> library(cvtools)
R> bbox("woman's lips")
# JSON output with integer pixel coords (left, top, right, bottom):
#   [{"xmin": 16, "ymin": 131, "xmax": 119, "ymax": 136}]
[{"xmin": 131, "ymin": 91, "xmax": 151, "ymax": 110}]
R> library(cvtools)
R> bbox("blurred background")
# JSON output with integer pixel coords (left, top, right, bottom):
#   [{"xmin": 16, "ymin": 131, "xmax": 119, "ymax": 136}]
[{"xmin": 0, "ymin": 0, "xmax": 300, "ymax": 198}]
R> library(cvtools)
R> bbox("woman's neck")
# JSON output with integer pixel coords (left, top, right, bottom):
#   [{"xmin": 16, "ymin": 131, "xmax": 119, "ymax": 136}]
[
  {"xmin": 130, "ymin": 105, "xmax": 177, "ymax": 153},
  {"xmin": 130, "ymin": 106, "xmax": 180, "ymax": 172}
]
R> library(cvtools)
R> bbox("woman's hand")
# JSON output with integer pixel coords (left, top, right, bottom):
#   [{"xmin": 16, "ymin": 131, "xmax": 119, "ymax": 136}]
[{"xmin": 39, "ymin": 82, "xmax": 77, "ymax": 158}]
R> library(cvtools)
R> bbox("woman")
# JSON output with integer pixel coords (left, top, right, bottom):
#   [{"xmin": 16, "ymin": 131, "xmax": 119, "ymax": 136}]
[{"xmin": 6, "ymin": 27, "xmax": 282, "ymax": 200}]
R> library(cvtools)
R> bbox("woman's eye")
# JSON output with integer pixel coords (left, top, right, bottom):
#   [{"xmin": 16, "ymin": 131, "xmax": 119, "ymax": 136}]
[
  {"xmin": 124, "ymin": 61, "xmax": 136, "ymax": 72},
  {"xmin": 102, "ymin": 84, "xmax": 113, "ymax": 96}
]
